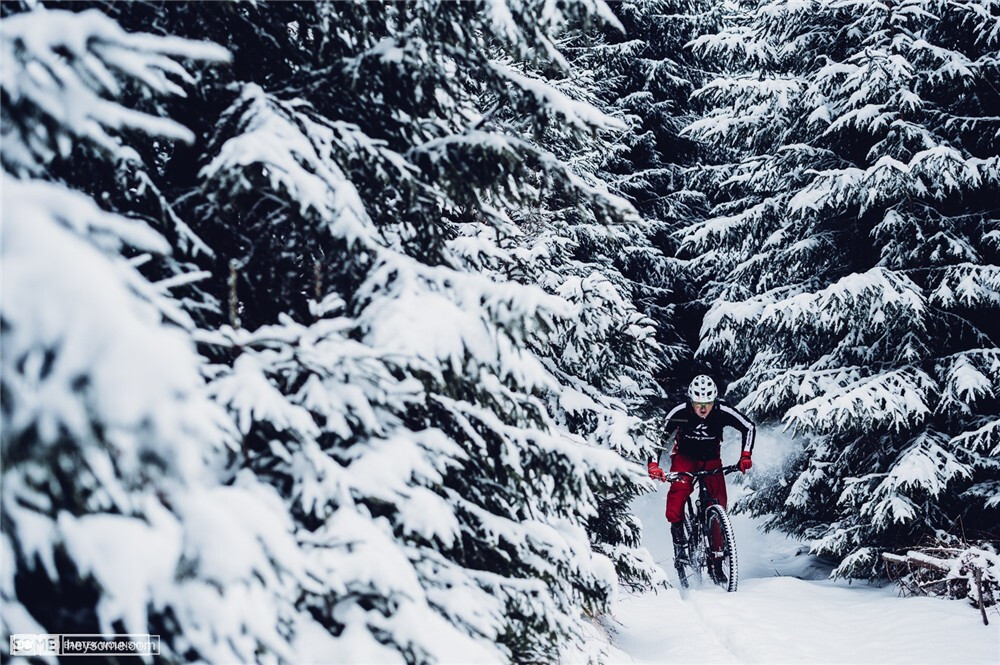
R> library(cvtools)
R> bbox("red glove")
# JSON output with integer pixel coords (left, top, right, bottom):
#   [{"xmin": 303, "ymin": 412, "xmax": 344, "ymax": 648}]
[
  {"xmin": 738, "ymin": 451, "xmax": 753, "ymax": 474},
  {"xmin": 647, "ymin": 461, "xmax": 667, "ymax": 482}
]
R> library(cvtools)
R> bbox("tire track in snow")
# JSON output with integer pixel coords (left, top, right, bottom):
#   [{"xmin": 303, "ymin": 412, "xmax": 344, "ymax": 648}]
[
  {"xmin": 681, "ymin": 586, "xmax": 761, "ymax": 664},
  {"xmin": 610, "ymin": 586, "xmax": 744, "ymax": 664}
]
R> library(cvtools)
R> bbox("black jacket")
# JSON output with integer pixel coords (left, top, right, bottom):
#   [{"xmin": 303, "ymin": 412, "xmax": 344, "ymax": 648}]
[{"xmin": 651, "ymin": 401, "xmax": 756, "ymax": 463}]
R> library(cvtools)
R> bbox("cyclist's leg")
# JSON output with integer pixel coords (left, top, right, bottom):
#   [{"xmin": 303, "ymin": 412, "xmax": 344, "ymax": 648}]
[
  {"xmin": 704, "ymin": 458, "xmax": 727, "ymax": 507},
  {"xmin": 666, "ymin": 452, "xmax": 696, "ymax": 560},
  {"xmin": 666, "ymin": 452, "xmax": 696, "ymax": 520}
]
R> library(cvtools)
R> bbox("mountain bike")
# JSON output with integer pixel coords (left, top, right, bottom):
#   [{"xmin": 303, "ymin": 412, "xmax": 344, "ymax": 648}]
[{"xmin": 661, "ymin": 465, "xmax": 739, "ymax": 592}]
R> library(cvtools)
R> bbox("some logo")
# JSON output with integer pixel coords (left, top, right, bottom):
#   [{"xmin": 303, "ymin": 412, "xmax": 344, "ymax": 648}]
[{"xmin": 10, "ymin": 634, "xmax": 59, "ymax": 656}]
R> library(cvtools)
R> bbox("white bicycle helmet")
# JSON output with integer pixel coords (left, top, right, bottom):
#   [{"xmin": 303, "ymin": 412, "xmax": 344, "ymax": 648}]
[{"xmin": 688, "ymin": 375, "xmax": 718, "ymax": 402}]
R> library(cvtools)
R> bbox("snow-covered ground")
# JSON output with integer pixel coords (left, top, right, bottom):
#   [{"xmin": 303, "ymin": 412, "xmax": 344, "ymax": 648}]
[{"xmin": 595, "ymin": 429, "xmax": 1000, "ymax": 664}]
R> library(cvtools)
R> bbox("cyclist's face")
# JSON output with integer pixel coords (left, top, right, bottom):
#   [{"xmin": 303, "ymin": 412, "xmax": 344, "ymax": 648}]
[{"xmin": 693, "ymin": 401, "xmax": 714, "ymax": 418}]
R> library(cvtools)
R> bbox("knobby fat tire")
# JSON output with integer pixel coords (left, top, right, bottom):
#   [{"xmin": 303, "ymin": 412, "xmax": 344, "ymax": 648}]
[{"xmin": 706, "ymin": 503, "xmax": 739, "ymax": 592}]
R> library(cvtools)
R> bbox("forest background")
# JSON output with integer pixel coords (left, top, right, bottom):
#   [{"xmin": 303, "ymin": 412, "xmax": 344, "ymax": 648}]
[{"xmin": 2, "ymin": 1, "xmax": 998, "ymax": 662}]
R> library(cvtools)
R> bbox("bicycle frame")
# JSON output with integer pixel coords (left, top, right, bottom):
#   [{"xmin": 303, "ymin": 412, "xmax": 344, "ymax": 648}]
[
  {"xmin": 673, "ymin": 464, "xmax": 738, "ymax": 530},
  {"xmin": 661, "ymin": 464, "xmax": 740, "ymax": 591}
]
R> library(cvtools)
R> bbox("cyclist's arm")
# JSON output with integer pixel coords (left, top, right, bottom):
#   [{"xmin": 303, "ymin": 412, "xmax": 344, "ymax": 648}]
[
  {"xmin": 649, "ymin": 402, "xmax": 686, "ymax": 466},
  {"xmin": 718, "ymin": 403, "xmax": 756, "ymax": 454}
]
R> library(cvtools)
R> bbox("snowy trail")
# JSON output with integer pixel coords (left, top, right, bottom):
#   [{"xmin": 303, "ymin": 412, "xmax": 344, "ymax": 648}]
[
  {"xmin": 604, "ymin": 442, "xmax": 1000, "ymax": 665},
  {"xmin": 612, "ymin": 575, "xmax": 999, "ymax": 664}
]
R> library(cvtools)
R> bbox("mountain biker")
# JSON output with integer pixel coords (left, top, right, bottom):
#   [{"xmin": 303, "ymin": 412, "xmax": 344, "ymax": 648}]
[{"xmin": 647, "ymin": 375, "xmax": 756, "ymax": 581}]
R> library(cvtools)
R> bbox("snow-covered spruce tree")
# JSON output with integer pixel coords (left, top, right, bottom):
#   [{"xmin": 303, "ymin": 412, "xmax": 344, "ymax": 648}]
[
  {"xmin": 95, "ymin": 1, "xmax": 665, "ymax": 660},
  {"xmin": 0, "ymin": 10, "xmax": 332, "ymax": 663},
  {"xmin": 600, "ymin": 0, "xmax": 715, "ymax": 222},
  {"xmin": 681, "ymin": 0, "xmax": 1000, "ymax": 577},
  {"xmin": 188, "ymin": 84, "xmax": 526, "ymax": 661},
  {"xmin": 471, "ymin": 16, "xmax": 676, "ymax": 589},
  {"xmin": 594, "ymin": 0, "xmax": 724, "ymax": 390}
]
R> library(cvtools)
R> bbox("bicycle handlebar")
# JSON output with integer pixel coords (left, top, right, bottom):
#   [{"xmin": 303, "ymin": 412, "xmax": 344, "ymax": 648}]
[{"xmin": 659, "ymin": 464, "xmax": 740, "ymax": 483}]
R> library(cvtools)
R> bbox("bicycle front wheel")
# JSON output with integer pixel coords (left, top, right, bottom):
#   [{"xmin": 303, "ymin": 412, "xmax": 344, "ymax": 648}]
[{"xmin": 705, "ymin": 504, "xmax": 738, "ymax": 592}]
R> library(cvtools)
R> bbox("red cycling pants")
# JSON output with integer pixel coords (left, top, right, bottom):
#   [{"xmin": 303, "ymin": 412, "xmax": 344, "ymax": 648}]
[{"xmin": 665, "ymin": 452, "xmax": 727, "ymax": 523}]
